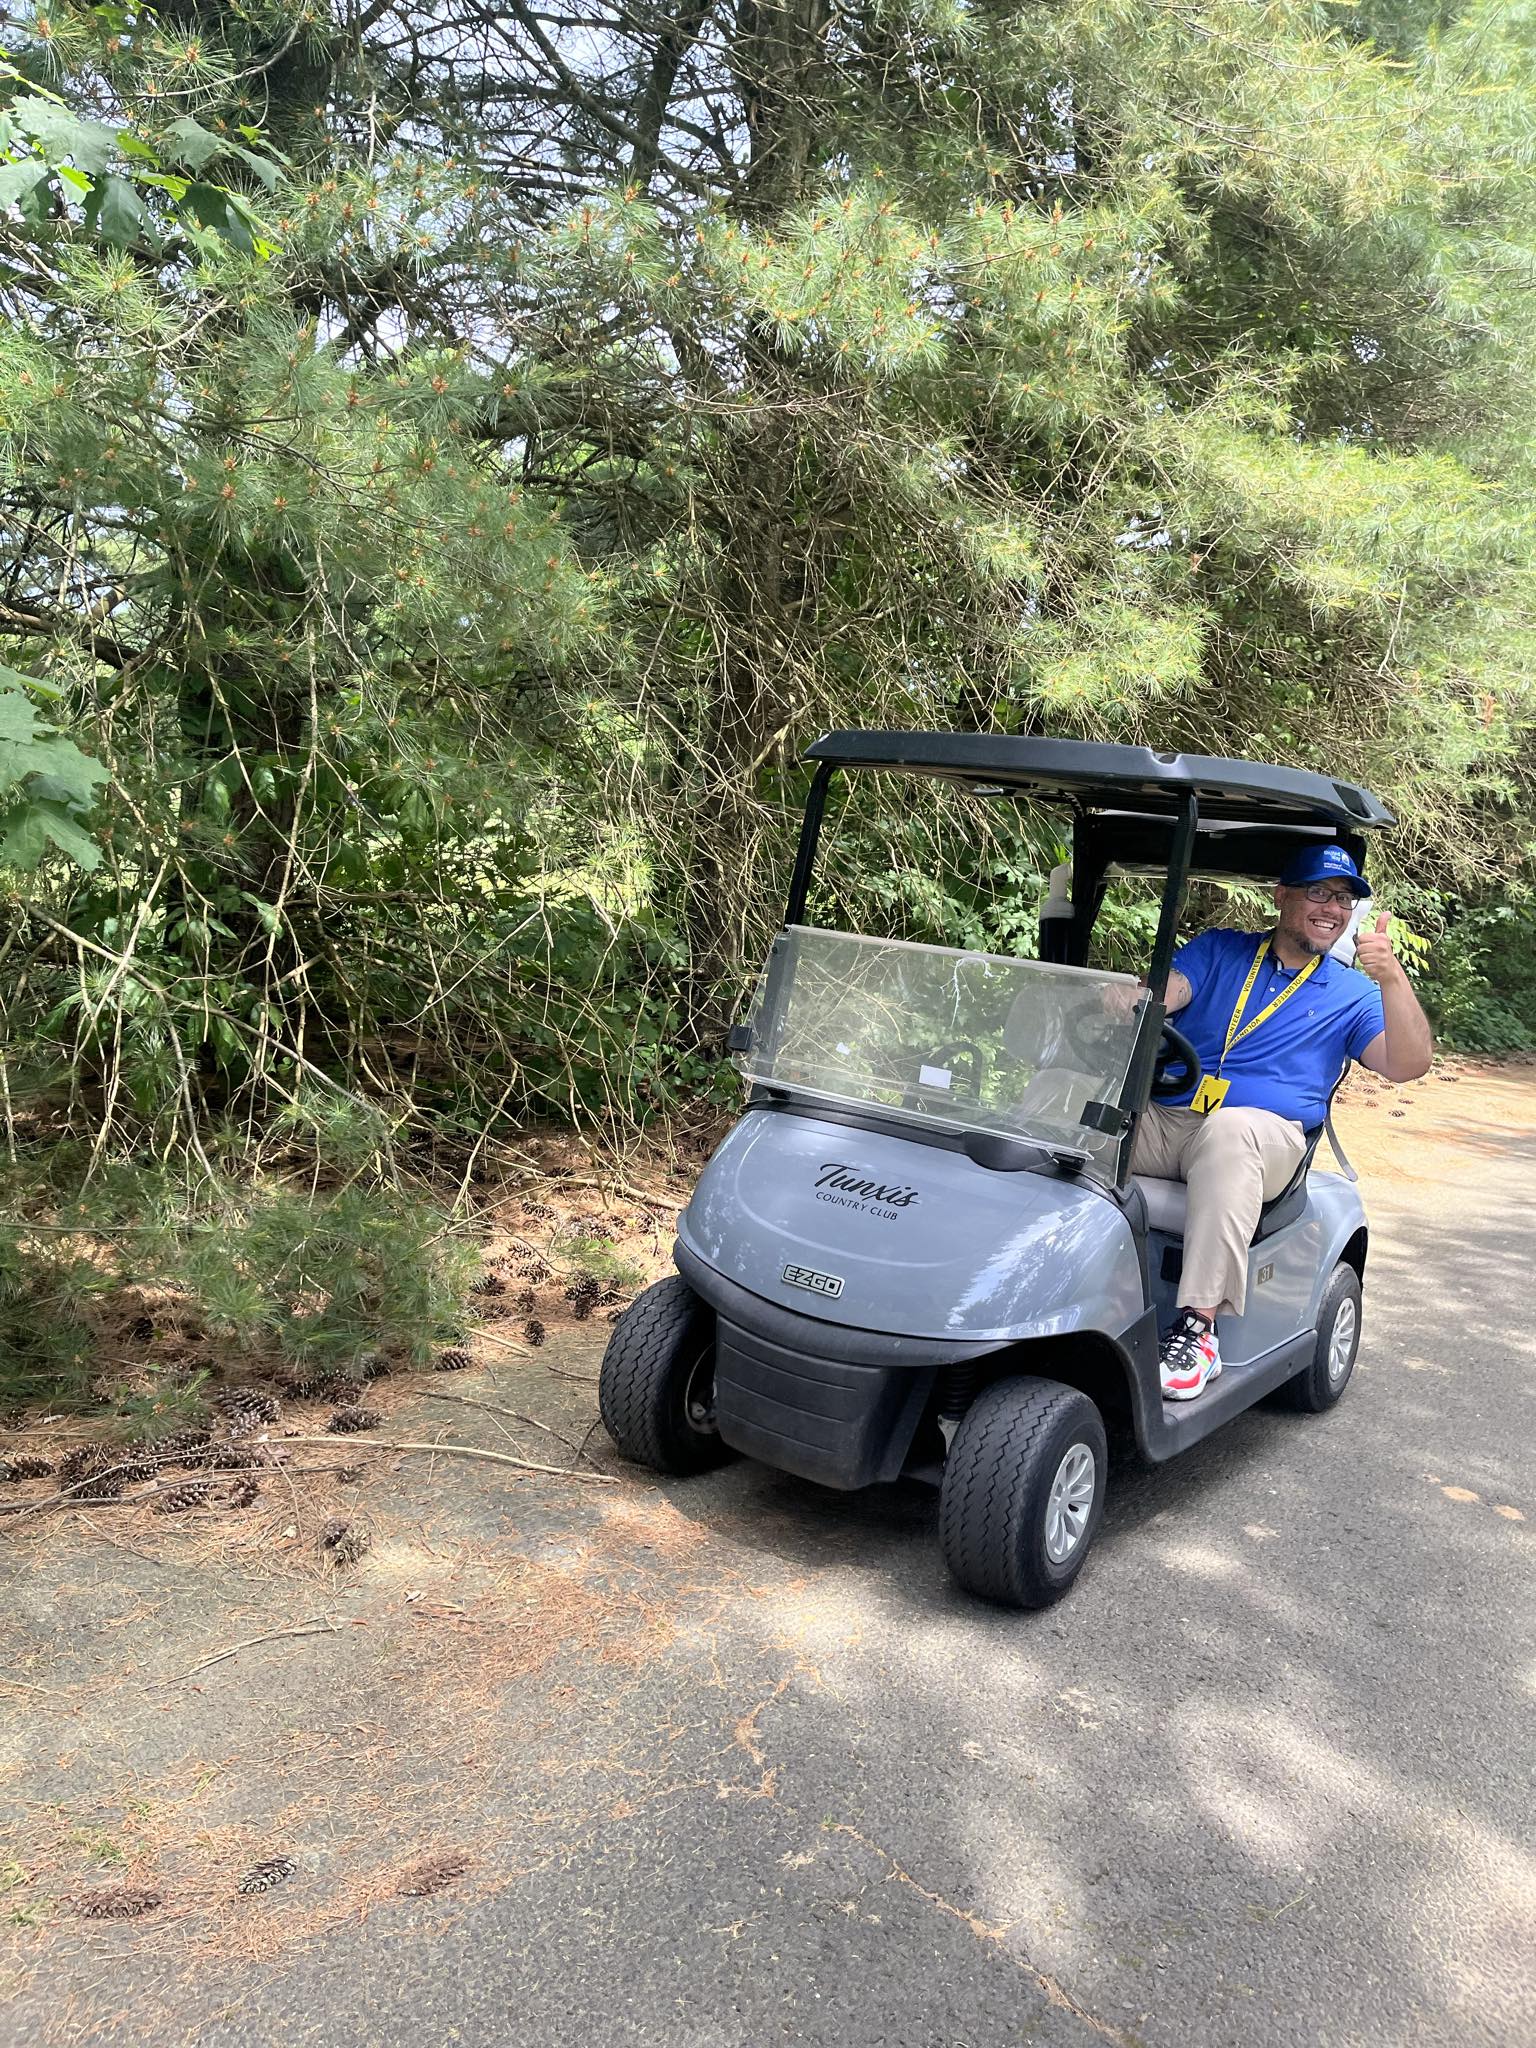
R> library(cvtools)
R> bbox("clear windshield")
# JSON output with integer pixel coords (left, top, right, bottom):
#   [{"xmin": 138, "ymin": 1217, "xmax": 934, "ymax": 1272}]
[{"xmin": 736, "ymin": 926, "xmax": 1142, "ymax": 1177}]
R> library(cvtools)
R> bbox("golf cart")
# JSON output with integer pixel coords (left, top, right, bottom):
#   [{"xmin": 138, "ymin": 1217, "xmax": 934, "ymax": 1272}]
[{"xmin": 600, "ymin": 734, "xmax": 1390, "ymax": 1607}]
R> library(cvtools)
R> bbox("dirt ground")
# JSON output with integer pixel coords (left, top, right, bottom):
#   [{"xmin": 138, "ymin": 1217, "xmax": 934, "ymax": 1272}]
[{"xmin": 1, "ymin": 1057, "xmax": 1531, "ymax": 2042}]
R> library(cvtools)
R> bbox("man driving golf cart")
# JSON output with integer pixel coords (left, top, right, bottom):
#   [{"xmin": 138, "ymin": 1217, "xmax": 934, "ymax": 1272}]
[
  {"xmin": 1129, "ymin": 842, "xmax": 1433, "ymax": 1401},
  {"xmin": 601, "ymin": 734, "xmax": 1428, "ymax": 1609}
]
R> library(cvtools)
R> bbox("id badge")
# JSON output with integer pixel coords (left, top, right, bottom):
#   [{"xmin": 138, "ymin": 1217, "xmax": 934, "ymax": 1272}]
[{"xmin": 1189, "ymin": 1074, "xmax": 1230, "ymax": 1116}]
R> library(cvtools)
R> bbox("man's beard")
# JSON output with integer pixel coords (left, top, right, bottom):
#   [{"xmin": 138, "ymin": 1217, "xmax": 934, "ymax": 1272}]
[{"xmin": 1284, "ymin": 916, "xmax": 1332, "ymax": 956}]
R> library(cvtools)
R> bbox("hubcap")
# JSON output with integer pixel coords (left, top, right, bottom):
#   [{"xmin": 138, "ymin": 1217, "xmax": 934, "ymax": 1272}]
[
  {"xmin": 682, "ymin": 1348, "xmax": 719, "ymax": 1434},
  {"xmin": 1044, "ymin": 1441, "xmax": 1097, "ymax": 1564},
  {"xmin": 1327, "ymin": 1297, "xmax": 1358, "ymax": 1385}
]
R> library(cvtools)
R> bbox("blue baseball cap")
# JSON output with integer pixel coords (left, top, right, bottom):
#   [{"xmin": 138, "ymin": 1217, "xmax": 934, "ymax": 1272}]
[{"xmin": 1277, "ymin": 843, "xmax": 1372, "ymax": 897}]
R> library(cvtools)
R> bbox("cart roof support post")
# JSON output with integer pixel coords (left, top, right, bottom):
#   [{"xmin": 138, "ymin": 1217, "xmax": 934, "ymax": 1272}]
[
  {"xmin": 784, "ymin": 759, "xmax": 835, "ymax": 927},
  {"xmin": 1146, "ymin": 790, "xmax": 1200, "ymax": 1003}
]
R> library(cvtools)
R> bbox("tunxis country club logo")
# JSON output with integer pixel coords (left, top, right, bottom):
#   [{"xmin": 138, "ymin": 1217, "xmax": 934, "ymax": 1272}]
[{"xmin": 812, "ymin": 1162, "xmax": 919, "ymax": 1219}]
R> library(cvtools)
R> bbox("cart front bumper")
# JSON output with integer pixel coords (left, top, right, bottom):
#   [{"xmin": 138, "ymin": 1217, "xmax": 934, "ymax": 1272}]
[
  {"xmin": 714, "ymin": 1319, "xmax": 935, "ymax": 1490},
  {"xmin": 675, "ymin": 1241, "xmax": 1010, "ymax": 1491}
]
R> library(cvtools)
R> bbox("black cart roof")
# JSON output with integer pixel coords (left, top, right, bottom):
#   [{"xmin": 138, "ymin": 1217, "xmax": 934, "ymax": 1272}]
[{"xmin": 805, "ymin": 732, "xmax": 1393, "ymax": 832}]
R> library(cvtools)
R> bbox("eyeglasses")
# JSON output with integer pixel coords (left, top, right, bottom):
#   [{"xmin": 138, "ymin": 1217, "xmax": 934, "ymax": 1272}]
[{"xmin": 1299, "ymin": 884, "xmax": 1358, "ymax": 908}]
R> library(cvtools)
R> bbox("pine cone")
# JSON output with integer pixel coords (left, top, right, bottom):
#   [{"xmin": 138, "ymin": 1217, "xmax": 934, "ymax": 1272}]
[
  {"xmin": 76, "ymin": 1884, "xmax": 163, "ymax": 1919},
  {"xmin": 434, "ymin": 1347, "xmax": 472, "ymax": 1373},
  {"xmin": 154, "ymin": 1482, "xmax": 210, "ymax": 1514},
  {"xmin": 514, "ymin": 1288, "xmax": 537, "ymax": 1315},
  {"xmin": 0, "ymin": 1455, "xmax": 54, "ymax": 1482},
  {"xmin": 57, "ymin": 1446, "xmax": 103, "ymax": 1485},
  {"xmin": 330, "ymin": 1381, "xmax": 363, "ymax": 1406},
  {"xmin": 316, "ymin": 1517, "xmax": 366, "ymax": 1558},
  {"xmin": 236, "ymin": 1855, "xmax": 296, "ymax": 1895},
  {"xmin": 565, "ymin": 1275, "xmax": 601, "ymax": 1321},
  {"xmin": 471, "ymin": 1272, "xmax": 506, "ymax": 1298},
  {"xmin": 154, "ymin": 1427, "xmax": 212, "ymax": 1461},
  {"xmin": 522, "ymin": 1200, "xmax": 554, "ymax": 1222},
  {"xmin": 74, "ymin": 1474, "xmax": 129, "ymax": 1507},
  {"xmin": 523, "ymin": 1318, "xmax": 546, "ymax": 1348},
  {"xmin": 125, "ymin": 1315, "xmax": 155, "ymax": 1346},
  {"xmin": 203, "ymin": 1446, "xmax": 255, "ymax": 1471},
  {"xmin": 398, "ymin": 1849, "xmax": 471, "ymax": 1897},
  {"xmin": 220, "ymin": 1390, "xmax": 279, "ymax": 1437},
  {"xmin": 360, "ymin": 1353, "xmax": 391, "ymax": 1381},
  {"xmin": 228, "ymin": 1477, "xmax": 261, "ymax": 1508},
  {"xmin": 335, "ymin": 1466, "xmax": 364, "ymax": 1484},
  {"xmin": 326, "ymin": 1408, "xmax": 381, "ymax": 1435},
  {"xmin": 116, "ymin": 1453, "xmax": 160, "ymax": 1483}
]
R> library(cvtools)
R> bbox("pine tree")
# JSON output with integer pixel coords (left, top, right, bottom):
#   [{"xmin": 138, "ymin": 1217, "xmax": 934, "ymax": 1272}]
[{"xmin": 3, "ymin": 0, "xmax": 1534, "ymax": 1168}]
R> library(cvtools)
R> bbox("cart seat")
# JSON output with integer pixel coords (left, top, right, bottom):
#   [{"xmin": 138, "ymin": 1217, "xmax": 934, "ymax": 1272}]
[{"xmin": 1132, "ymin": 1124, "xmax": 1324, "ymax": 1246}]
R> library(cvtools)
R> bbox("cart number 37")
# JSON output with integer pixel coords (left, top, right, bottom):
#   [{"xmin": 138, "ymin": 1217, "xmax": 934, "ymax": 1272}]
[{"xmin": 782, "ymin": 1263, "xmax": 845, "ymax": 1299}]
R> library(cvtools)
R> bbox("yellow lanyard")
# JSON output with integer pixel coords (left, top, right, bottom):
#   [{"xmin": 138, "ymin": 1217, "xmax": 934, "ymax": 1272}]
[{"xmin": 1218, "ymin": 936, "xmax": 1320, "ymax": 1074}]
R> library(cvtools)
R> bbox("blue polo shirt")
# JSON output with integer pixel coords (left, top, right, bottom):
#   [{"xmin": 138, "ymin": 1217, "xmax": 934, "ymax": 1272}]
[{"xmin": 1165, "ymin": 928, "xmax": 1385, "ymax": 1129}]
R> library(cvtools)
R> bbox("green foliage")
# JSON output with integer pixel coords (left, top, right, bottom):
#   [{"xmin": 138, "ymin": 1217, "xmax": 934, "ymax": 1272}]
[
  {"xmin": 0, "ymin": 1225, "xmax": 101, "ymax": 1410},
  {"xmin": 1, "ymin": 0, "xmax": 1535, "ymax": 1396},
  {"xmin": 0, "ymin": 1163, "xmax": 474, "ymax": 1412},
  {"xmin": 565, "ymin": 1236, "xmax": 648, "ymax": 1295},
  {"xmin": 170, "ymin": 1184, "xmax": 474, "ymax": 1376},
  {"xmin": 1420, "ymin": 898, "xmax": 1536, "ymax": 1053},
  {"xmin": 0, "ymin": 32, "xmax": 281, "ymax": 254},
  {"xmin": 0, "ymin": 665, "xmax": 107, "ymax": 868}
]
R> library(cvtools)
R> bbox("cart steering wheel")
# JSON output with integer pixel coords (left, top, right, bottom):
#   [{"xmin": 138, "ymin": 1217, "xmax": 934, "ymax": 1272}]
[{"xmin": 1150, "ymin": 1021, "xmax": 1204, "ymax": 1102}]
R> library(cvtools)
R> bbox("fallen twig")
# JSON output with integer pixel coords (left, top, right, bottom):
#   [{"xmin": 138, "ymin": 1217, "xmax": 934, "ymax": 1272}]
[
  {"xmin": 280, "ymin": 1434, "xmax": 617, "ymax": 1483},
  {"xmin": 474, "ymin": 1328, "xmax": 532, "ymax": 1358},
  {"xmin": 419, "ymin": 1390, "xmax": 589, "ymax": 1461},
  {"xmin": 543, "ymin": 1170, "xmax": 685, "ymax": 1212},
  {"xmin": 1, "ymin": 1478, "xmax": 162, "ymax": 1518},
  {"xmin": 157, "ymin": 1615, "xmax": 339, "ymax": 1685},
  {"xmin": 0, "ymin": 1447, "xmax": 310, "ymax": 1520}
]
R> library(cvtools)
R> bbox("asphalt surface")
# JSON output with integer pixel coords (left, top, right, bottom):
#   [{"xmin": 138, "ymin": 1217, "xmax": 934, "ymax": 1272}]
[{"xmin": 7, "ymin": 1079, "xmax": 1534, "ymax": 2048}]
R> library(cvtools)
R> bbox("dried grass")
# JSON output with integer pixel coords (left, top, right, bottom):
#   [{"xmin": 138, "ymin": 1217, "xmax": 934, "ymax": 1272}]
[
  {"xmin": 1, "ymin": 1135, "xmax": 754, "ymax": 2008},
  {"xmin": 2, "ymin": 1474, "xmax": 711, "ymax": 1983},
  {"xmin": 397, "ymin": 1849, "xmax": 472, "ymax": 1897}
]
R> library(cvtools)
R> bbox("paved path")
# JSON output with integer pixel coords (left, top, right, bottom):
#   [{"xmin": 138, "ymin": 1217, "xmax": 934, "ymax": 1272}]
[{"xmin": 6, "ymin": 1073, "xmax": 1533, "ymax": 2047}]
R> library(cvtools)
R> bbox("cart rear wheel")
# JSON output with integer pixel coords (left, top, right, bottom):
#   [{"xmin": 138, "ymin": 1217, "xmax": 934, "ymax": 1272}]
[
  {"xmin": 599, "ymin": 1275, "xmax": 737, "ymax": 1476},
  {"xmin": 1274, "ymin": 1262, "xmax": 1362, "ymax": 1413},
  {"xmin": 939, "ymin": 1377, "xmax": 1107, "ymax": 1609}
]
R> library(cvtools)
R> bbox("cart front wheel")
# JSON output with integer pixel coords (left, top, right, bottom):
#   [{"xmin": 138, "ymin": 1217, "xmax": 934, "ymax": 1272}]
[
  {"xmin": 940, "ymin": 1377, "xmax": 1107, "ymax": 1609},
  {"xmin": 599, "ymin": 1275, "xmax": 737, "ymax": 1476}
]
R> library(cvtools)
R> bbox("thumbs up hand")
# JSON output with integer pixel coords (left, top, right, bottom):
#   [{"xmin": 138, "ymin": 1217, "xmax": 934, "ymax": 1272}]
[{"xmin": 1354, "ymin": 909, "xmax": 1399, "ymax": 984}]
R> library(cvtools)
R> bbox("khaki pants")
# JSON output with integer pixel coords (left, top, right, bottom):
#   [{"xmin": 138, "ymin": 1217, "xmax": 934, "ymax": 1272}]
[{"xmin": 1131, "ymin": 1103, "xmax": 1307, "ymax": 1319}]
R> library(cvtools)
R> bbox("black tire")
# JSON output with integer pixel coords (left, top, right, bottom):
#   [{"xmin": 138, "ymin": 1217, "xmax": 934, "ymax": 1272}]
[
  {"xmin": 939, "ymin": 1377, "xmax": 1108, "ymax": 1610},
  {"xmin": 599, "ymin": 1275, "xmax": 736, "ymax": 1476},
  {"xmin": 1275, "ymin": 1261, "xmax": 1362, "ymax": 1413}
]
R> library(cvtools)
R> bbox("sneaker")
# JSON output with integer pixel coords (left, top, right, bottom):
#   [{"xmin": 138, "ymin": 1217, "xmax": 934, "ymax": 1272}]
[{"xmin": 1160, "ymin": 1310, "xmax": 1222, "ymax": 1402}]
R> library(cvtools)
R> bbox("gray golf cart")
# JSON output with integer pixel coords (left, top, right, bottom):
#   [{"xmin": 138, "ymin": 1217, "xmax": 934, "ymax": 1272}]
[{"xmin": 600, "ymin": 734, "xmax": 1391, "ymax": 1607}]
